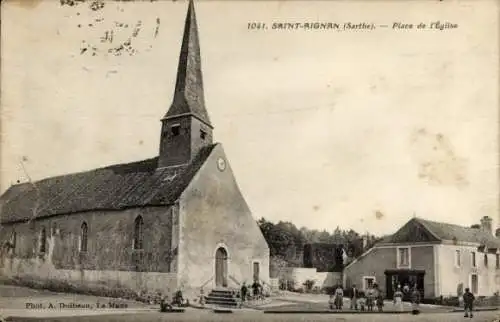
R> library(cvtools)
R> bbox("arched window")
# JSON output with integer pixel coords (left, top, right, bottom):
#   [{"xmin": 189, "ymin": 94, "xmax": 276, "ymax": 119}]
[
  {"xmin": 80, "ymin": 222, "xmax": 88, "ymax": 252},
  {"xmin": 134, "ymin": 216, "xmax": 144, "ymax": 250},
  {"xmin": 9, "ymin": 231, "xmax": 16, "ymax": 254},
  {"xmin": 39, "ymin": 228, "xmax": 46, "ymax": 253}
]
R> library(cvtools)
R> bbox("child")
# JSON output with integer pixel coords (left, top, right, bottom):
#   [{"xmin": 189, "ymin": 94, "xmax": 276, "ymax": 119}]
[
  {"xmin": 356, "ymin": 291, "xmax": 366, "ymax": 311},
  {"xmin": 199, "ymin": 288, "xmax": 205, "ymax": 306},
  {"xmin": 328, "ymin": 292, "xmax": 335, "ymax": 310},
  {"xmin": 411, "ymin": 287, "xmax": 421, "ymax": 314},
  {"xmin": 334, "ymin": 285, "xmax": 344, "ymax": 310},
  {"xmin": 375, "ymin": 288, "xmax": 384, "ymax": 312},
  {"xmin": 365, "ymin": 287, "xmax": 375, "ymax": 311},
  {"xmin": 463, "ymin": 287, "xmax": 475, "ymax": 318}
]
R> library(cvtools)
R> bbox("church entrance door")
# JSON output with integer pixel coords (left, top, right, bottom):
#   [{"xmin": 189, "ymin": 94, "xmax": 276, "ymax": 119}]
[{"xmin": 215, "ymin": 247, "xmax": 228, "ymax": 288}]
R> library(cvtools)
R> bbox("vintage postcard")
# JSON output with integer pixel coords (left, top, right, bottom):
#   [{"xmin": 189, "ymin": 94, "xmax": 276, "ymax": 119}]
[{"xmin": 0, "ymin": 0, "xmax": 498, "ymax": 321}]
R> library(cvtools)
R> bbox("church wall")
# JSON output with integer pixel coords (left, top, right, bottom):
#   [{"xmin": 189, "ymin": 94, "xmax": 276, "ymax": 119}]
[
  {"xmin": 0, "ymin": 206, "xmax": 179, "ymax": 294},
  {"xmin": 177, "ymin": 143, "xmax": 270, "ymax": 290}
]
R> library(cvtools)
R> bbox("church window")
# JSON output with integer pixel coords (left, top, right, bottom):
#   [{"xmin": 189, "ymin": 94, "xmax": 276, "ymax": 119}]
[
  {"xmin": 455, "ymin": 250, "xmax": 461, "ymax": 267},
  {"xmin": 496, "ymin": 253, "xmax": 499, "ymax": 269},
  {"xmin": 134, "ymin": 216, "xmax": 144, "ymax": 250},
  {"xmin": 9, "ymin": 231, "xmax": 16, "ymax": 255},
  {"xmin": 484, "ymin": 253, "xmax": 488, "ymax": 267},
  {"xmin": 171, "ymin": 125, "xmax": 180, "ymax": 136},
  {"xmin": 39, "ymin": 228, "xmax": 46, "ymax": 253},
  {"xmin": 470, "ymin": 274, "xmax": 478, "ymax": 294},
  {"xmin": 200, "ymin": 129, "xmax": 206, "ymax": 140},
  {"xmin": 471, "ymin": 251, "xmax": 476, "ymax": 267},
  {"xmin": 80, "ymin": 222, "xmax": 88, "ymax": 252}
]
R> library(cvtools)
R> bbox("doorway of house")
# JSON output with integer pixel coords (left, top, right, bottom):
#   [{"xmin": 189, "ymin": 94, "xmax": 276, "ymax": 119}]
[
  {"xmin": 215, "ymin": 247, "xmax": 228, "ymax": 288},
  {"xmin": 384, "ymin": 269, "xmax": 425, "ymax": 300}
]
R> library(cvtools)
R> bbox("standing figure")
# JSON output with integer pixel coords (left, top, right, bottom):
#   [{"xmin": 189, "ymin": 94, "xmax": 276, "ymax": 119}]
[
  {"xmin": 328, "ymin": 291, "xmax": 335, "ymax": 310},
  {"xmin": 393, "ymin": 286, "xmax": 404, "ymax": 312},
  {"xmin": 365, "ymin": 286, "xmax": 375, "ymax": 311},
  {"xmin": 252, "ymin": 280, "xmax": 260, "ymax": 300},
  {"xmin": 411, "ymin": 287, "xmax": 421, "ymax": 314},
  {"xmin": 199, "ymin": 288, "xmax": 205, "ymax": 306},
  {"xmin": 374, "ymin": 284, "xmax": 384, "ymax": 312},
  {"xmin": 240, "ymin": 282, "xmax": 248, "ymax": 302},
  {"xmin": 463, "ymin": 287, "xmax": 475, "ymax": 318},
  {"xmin": 261, "ymin": 282, "xmax": 268, "ymax": 298},
  {"xmin": 350, "ymin": 284, "xmax": 359, "ymax": 310},
  {"xmin": 357, "ymin": 291, "xmax": 366, "ymax": 311},
  {"xmin": 334, "ymin": 285, "xmax": 344, "ymax": 310}
]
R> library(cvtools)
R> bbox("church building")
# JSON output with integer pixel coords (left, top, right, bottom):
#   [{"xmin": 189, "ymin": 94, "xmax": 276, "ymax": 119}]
[{"xmin": 0, "ymin": 0, "xmax": 270, "ymax": 296}]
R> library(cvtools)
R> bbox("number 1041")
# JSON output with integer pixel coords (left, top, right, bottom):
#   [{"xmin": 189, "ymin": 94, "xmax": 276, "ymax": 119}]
[{"xmin": 248, "ymin": 22, "xmax": 267, "ymax": 30}]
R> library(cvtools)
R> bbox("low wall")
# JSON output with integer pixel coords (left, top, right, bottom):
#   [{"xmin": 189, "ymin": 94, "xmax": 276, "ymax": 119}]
[
  {"xmin": 280, "ymin": 267, "xmax": 341, "ymax": 291},
  {"xmin": 269, "ymin": 277, "xmax": 279, "ymax": 291},
  {"xmin": 0, "ymin": 256, "xmax": 178, "ymax": 296}
]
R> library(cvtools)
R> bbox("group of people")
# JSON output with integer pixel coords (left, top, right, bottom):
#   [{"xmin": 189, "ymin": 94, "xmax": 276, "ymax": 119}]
[
  {"xmin": 159, "ymin": 289, "xmax": 190, "ymax": 312},
  {"xmin": 329, "ymin": 283, "xmax": 422, "ymax": 312},
  {"xmin": 392, "ymin": 284, "xmax": 421, "ymax": 312},
  {"xmin": 329, "ymin": 284, "xmax": 386, "ymax": 312},
  {"xmin": 240, "ymin": 280, "xmax": 270, "ymax": 302}
]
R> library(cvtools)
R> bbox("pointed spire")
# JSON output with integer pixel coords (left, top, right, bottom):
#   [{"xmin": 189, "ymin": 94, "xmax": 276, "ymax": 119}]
[{"xmin": 165, "ymin": 0, "xmax": 212, "ymax": 127}]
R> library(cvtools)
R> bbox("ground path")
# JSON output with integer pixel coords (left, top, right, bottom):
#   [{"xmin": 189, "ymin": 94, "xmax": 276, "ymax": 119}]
[{"xmin": 1, "ymin": 285, "xmax": 499, "ymax": 322}]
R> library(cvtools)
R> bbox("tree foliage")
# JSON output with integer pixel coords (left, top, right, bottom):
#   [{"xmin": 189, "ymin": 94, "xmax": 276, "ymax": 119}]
[{"xmin": 257, "ymin": 217, "xmax": 382, "ymax": 270}]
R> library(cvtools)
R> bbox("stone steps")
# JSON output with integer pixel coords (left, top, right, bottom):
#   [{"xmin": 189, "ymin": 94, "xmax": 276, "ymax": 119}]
[{"xmin": 206, "ymin": 289, "xmax": 240, "ymax": 308}]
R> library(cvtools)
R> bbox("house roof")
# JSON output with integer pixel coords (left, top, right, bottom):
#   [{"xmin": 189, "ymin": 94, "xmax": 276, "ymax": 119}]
[
  {"xmin": 381, "ymin": 217, "xmax": 500, "ymax": 249},
  {"xmin": 0, "ymin": 144, "xmax": 216, "ymax": 224}
]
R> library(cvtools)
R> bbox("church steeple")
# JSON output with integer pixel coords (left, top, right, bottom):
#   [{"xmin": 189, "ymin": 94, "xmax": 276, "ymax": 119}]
[
  {"xmin": 158, "ymin": 0, "xmax": 213, "ymax": 169},
  {"xmin": 164, "ymin": 0, "xmax": 211, "ymax": 126}
]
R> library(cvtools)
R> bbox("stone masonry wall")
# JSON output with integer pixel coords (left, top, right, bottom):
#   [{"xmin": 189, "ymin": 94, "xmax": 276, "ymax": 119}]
[
  {"xmin": 178, "ymin": 143, "xmax": 270, "ymax": 290},
  {"xmin": 0, "ymin": 206, "xmax": 178, "ymax": 294}
]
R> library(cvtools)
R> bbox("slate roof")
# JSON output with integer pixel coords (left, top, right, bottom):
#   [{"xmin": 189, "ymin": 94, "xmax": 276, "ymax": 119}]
[
  {"xmin": 381, "ymin": 217, "xmax": 500, "ymax": 249},
  {"xmin": 0, "ymin": 144, "xmax": 216, "ymax": 224},
  {"xmin": 165, "ymin": 0, "xmax": 212, "ymax": 127}
]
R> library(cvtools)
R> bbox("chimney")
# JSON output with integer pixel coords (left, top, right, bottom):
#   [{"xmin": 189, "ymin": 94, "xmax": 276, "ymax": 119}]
[{"xmin": 480, "ymin": 216, "xmax": 493, "ymax": 235}]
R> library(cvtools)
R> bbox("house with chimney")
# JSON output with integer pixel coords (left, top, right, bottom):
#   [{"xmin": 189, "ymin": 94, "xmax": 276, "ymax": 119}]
[
  {"xmin": 343, "ymin": 216, "xmax": 500, "ymax": 300},
  {"xmin": 0, "ymin": 0, "xmax": 269, "ymax": 296}
]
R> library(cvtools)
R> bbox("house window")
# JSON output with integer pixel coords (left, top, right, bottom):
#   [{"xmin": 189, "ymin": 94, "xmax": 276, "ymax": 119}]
[
  {"xmin": 80, "ymin": 222, "xmax": 88, "ymax": 252},
  {"xmin": 133, "ymin": 216, "xmax": 144, "ymax": 250},
  {"xmin": 363, "ymin": 276, "xmax": 376, "ymax": 290},
  {"xmin": 471, "ymin": 252, "xmax": 476, "ymax": 267},
  {"xmin": 171, "ymin": 125, "xmax": 180, "ymax": 136},
  {"xmin": 398, "ymin": 247, "xmax": 410, "ymax": 267},
  {"xmin": 455, "ymin": 250, "xmax": 461, "ymax": 267},
  {"xmin": 200, "ymin": 129, "xmax": 206, "ymax": 140},
  {"xmin": 39, "ymin": 228, "xmax": 46, "ymax": 253},
  {"xmin": 496, "ymin": 254, "xmax": 499, "ymax": 269},
  {"xmin": 484, "ymin": 253, "xmax": 488, "ymax": 267},
  {"xmin": 470, "ymin": 274, "xmax": 478, "ymax": 294}
]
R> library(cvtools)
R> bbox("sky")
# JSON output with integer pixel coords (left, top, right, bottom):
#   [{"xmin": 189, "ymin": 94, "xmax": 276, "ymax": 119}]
[{"xmin": 1, "ymin": 0, "xmax": 498, "ymax": 236}]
